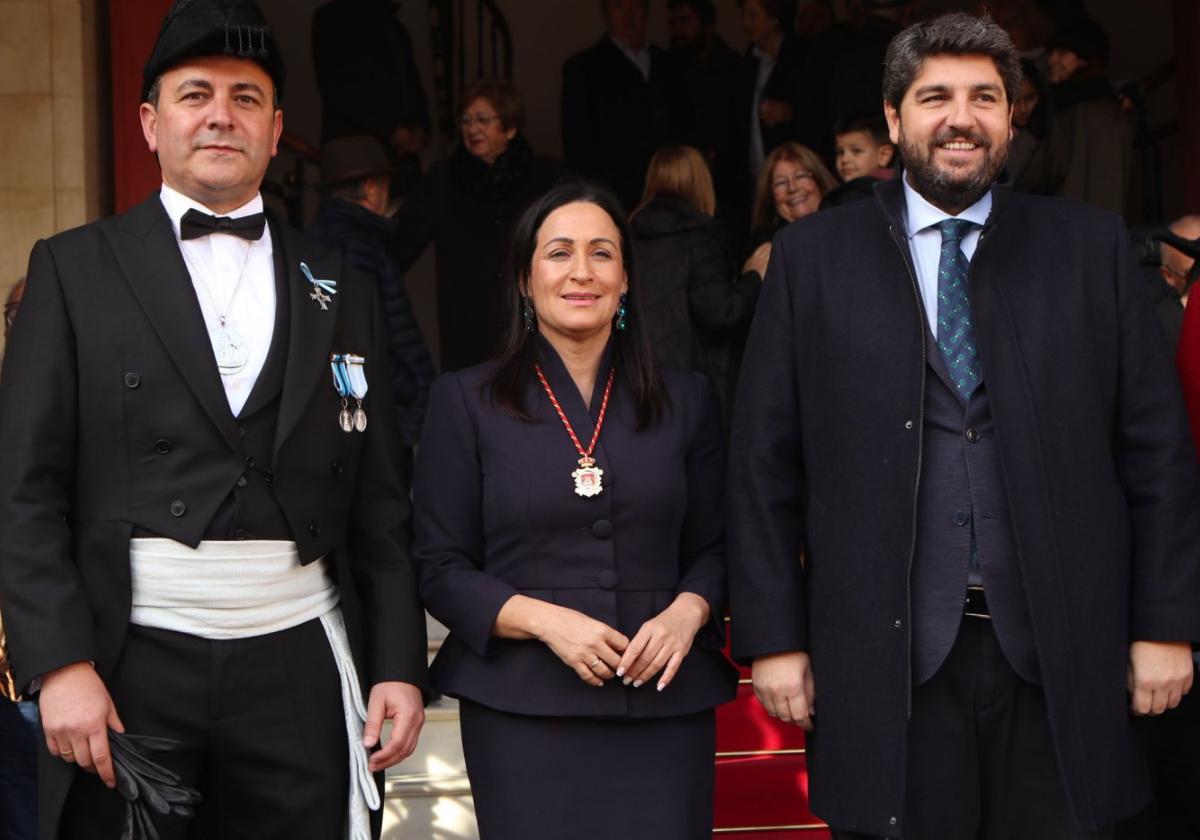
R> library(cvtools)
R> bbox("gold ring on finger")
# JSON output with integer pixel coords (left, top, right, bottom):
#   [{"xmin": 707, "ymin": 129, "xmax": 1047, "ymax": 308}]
[{"xmin": 589, "ymin": 658, "xmax": 601, "ymax": 669}]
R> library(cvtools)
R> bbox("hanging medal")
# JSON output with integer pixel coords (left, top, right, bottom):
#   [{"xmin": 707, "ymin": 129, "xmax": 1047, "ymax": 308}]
[
  {"xmin": 211, "ymin": 317, "xmax": 250, "ymax": 375},
  {"xmin": 330, "ymin": 354, "xmax": 354, "ymax": 433},
  {"xmin": 534, "ymin": 364, "xmax": 615, "ymax": 498},
  {"xmin": 344, "ymin": 354, "xmax": 369, "ymax": 432}
]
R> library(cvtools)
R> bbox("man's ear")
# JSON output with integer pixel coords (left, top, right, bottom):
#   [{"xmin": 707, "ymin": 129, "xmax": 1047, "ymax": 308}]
[
  {"xmin": 884, "ymin": 100, "xmax": 901, "ymax": 146},
  {"xmin": 139, "ymin": 103, "xmax": 159, "ymax": 154}
]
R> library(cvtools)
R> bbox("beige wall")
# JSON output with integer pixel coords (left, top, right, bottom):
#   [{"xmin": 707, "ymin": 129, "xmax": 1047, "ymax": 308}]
[{"xmin": 0, "ymin": 0, "xmax": 104, "ymax": 361}]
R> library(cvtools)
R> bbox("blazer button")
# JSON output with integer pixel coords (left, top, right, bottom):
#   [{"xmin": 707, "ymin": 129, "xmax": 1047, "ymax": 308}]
[
  {"xmin": 262, "ymin": 471, "xmax": 274, "ymax": 485},
  {"xmin": 965, "ymin": 427, "xmax": 980, "ymax": 444},
  {"xmin": 123, "ymin": 372, "xmax": 141, "ymax": 389},
  {"xmin": 154, "ymin": 438, "xmax": 173, "ymax": 455},
  {"xmin": 331, "ymin": 460, "xmax": 343, "ymax": 476},
  {"xmin": 953, "ymin": 510, "xmax": 970, "ymax": 527},
  {"xmin": 597, "ymin": 570, "xmax": 618, "ymax": 590},
  {"xmin": 237, "ymin": 475, "xmax": 249, "ymax": 487},
  {"xmin": 169, "ymin": 500, "xmax": 186, "ymax": 517},
  {"xmin": 244, "ymin": 456, "xmax": 256, "ymax": 467},
  {"xmin": 591, "ymin": 519, "xmax": 613, "ymax": 540},
  {"xmin": 308, "ymin": 521, "xmax": 321, "ymax": 537}
]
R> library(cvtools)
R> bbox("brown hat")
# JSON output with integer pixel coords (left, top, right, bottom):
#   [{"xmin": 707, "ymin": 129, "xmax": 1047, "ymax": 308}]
[{"xmin": 318, "ymin": 135, "xmax": 397, "ymax": 189}]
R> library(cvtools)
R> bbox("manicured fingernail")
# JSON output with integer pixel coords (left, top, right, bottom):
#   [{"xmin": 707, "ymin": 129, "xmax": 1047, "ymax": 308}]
[
  {"xmin": 633, "ymin": 680, "xmax": 643, "ymax": 688},
  {"xmin": 623, "ymin": 677, "xmax": 632, "ymax": 686},
  {"xmin": 657, "ymin": 682, "xmax": 665, "ymax": 692},
  {"xmin": 616, "ymin": 667, "xmax": 625, "ymax": 677}
]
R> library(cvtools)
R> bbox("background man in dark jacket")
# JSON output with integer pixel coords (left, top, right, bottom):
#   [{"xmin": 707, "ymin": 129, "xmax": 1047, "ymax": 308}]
[
  {"xmin": 561, "ymin": 0, "xmax": 693, "ymax": 210},
  {"xmin": 729, "ymin": 13, "xmax": 1200, "ymax": 839},
  {"xmin": 309, "ymin": 135, "xmax": 435, "ymax": 467},
  {"xmin": 312, "ymin": 0, "xmax": 431, "ymax": 195}
]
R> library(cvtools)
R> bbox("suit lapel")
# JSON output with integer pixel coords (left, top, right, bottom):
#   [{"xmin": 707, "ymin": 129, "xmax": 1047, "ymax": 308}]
[
  {"xmin": 273, "ymin": 218, "xmax": 340, "ymax": 458},
  {"xmin": 104, "ymin": 195, "xmax": 242, "ymax": 452}
]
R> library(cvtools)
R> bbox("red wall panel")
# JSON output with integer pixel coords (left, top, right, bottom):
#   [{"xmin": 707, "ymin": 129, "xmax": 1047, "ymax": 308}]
[{"xmin": 110, "ymin": 0, "xmax": 174, "ymax": 212}]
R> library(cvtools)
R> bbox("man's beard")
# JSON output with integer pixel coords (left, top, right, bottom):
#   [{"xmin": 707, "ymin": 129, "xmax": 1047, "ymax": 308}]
[{"xmin": 897, "ymin": 125, "xmax": 1008, "ymax": 214}]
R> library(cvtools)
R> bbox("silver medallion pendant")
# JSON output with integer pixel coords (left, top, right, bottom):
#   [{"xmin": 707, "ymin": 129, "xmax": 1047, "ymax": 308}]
[
  {"xmin": 571, "ymin": 458, "xmax": 604, "ymax": 498},
  {"xmin": 353, "ymin": 404, "xmax": 368, "ymax": 432},
  {"xmin": 211, "ymin": 326, "xmax": 249, "ymax": 375},
  {"xmin": 339, "ymin": 404, "xmax": 354, "ymax": 433}
]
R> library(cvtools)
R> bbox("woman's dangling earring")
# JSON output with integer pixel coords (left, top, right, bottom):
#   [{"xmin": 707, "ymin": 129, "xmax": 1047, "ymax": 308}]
[
  {"xmin": 615, "ymin": 293, "xmax": 628, "ymax": 332},
  {"xmin": 523, "ymin": 296, "xmax": 536, "ymax": 333}
]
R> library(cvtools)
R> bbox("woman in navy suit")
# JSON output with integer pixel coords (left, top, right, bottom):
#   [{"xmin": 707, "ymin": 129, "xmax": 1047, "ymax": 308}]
[{"xmin": 412, "ymin": 180, "xmax": 738, "ymax": 839}]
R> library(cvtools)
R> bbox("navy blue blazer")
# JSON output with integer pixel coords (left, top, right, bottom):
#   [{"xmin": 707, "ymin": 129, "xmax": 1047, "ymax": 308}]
[{"xmin": 413, "ymin": 338, "xmax": 738, "ymax": 717}]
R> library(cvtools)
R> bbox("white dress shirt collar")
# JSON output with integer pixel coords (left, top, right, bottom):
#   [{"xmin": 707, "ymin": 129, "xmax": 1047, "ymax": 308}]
[{"xmin": 901, "ymin": 173, "xmax": 992, "ymax": 240}]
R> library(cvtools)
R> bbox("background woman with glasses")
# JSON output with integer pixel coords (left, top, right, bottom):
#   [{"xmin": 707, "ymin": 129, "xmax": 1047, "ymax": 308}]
[
  {"xmin": 394, "ymin": 80, "xmax": 563, "ymax": 372},
  {"xmin": 744, "ymin": 142, "xmax": 838, "ymax": 272}
]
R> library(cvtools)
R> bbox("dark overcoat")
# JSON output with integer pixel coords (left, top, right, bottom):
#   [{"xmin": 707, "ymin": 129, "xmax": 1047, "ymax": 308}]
[
  {"xmin": 728, "ymin": 178, "xmax": 1200, "ymax": 835},
  {"xmin": 630, "ymin": 196, "xmax": 759, "ymax": 431},
  {"xmin": 413, "ymin": 339, "xmax": 738, "ymax": 718},
  {"xmin": 561, "ymin": 37, "xmax": 694, "ymax": 210},
  {"xmin": 0, "ymin": 195, "xmax": 429, "ymax": 839},
  {"xmin": 393, "ymin": 138, "xmax": 563, "ymax": 372}
]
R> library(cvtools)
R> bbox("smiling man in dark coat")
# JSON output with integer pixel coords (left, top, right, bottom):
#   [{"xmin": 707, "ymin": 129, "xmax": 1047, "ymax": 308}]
[
  {"xmin": 728, "ymin": 13, "xmax": 1200, "ymax": 839},
  {"xmin": 0, "ymin": 1, "xmax": 427, "ymax": 837}
]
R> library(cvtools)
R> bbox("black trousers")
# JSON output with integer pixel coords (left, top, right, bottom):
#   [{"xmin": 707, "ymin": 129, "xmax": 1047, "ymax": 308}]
[
  {"xmin": 59, "ymin": 620, "xmax": 347, "ymax": 840},
  {"xmin": 833, "ymin": 618, "xmax": 1113, "ymax": 840}
]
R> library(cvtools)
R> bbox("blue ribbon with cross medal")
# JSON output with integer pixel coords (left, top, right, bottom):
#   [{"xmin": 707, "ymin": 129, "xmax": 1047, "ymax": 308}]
[
  {"xmin": 301, "ymin": 261, "xmax": 337, "ymax": 310},
  {"xmin": 330, "ymin": 353, "xmax": 369, "ymax": 432}
]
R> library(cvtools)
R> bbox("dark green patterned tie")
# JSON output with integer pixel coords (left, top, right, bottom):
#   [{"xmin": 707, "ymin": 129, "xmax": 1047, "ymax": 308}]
[{"xmin": 934, "ymin": 218, "xmax": 981, "ymax": 398}]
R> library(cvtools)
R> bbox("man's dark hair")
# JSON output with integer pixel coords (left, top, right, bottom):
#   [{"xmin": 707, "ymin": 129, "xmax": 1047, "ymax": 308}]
[
  {"xmin": 1047, "ymin": 18, "xmax": 1110, "ymax": 69},
  {"xmin": 883, "ymin": 12, "xmax": 1021, "ymax": 110},
  {"xmin": 834, "ymin": 111, "xmax": 891, "ymax": 145},
  {"xmin": 736, "ymin": 0, "xmax": 798, "ymax": 27},
  {"xmin": 486, "ymin": 179, "xmax": 667, "ymax": 429},
  {"xmin": 667, "ymin": 0, "xmax": 715, "ymax": 25}
]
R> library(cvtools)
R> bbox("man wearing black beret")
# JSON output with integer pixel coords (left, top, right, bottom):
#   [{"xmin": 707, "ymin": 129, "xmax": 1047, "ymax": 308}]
[{"xmin": 0, "ymin": 0, "xmax": 429, "ymax": 837}]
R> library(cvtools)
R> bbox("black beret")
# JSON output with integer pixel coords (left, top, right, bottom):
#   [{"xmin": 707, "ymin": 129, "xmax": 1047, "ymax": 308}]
[{"xmin": 142, "ymin": 0, "xmax": 286, "ymax": 103}]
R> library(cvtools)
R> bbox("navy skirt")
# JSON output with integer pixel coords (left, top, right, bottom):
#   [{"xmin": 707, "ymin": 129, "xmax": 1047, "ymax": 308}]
[{"xmin": 459, "ymin": 698, "xmax": 716, "ymax": 840}]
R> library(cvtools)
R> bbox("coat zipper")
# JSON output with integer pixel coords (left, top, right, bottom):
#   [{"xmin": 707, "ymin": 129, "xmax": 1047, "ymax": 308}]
[{"xmin": 888, "ymin": 224, "xmax": 926, "ymax": 720}]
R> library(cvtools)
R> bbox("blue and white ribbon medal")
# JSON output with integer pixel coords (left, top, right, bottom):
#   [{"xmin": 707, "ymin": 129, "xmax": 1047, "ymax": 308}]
[
  {"xmin": 301, "ymin": 262, "xmax": 337, "ymax": 311},
  {"xmin": 330, "ymin": 353, "xmax": 369, "ymax": 433}
]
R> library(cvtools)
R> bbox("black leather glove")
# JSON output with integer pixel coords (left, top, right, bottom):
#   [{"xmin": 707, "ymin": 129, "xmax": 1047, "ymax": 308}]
[{"xmin": 109, "ymin": 730, "xmax": 202, "ymax": 840}]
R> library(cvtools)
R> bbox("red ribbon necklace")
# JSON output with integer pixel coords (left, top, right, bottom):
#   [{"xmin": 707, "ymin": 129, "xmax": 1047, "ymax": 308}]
[{"xmin": 534, "ymin": 364, "xmax": 615, "ymax": 498}]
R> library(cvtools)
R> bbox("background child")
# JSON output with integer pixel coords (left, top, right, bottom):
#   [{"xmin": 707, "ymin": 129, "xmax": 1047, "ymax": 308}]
[{"xmin": 834, "ymin": 112, "xmax": 895, "ymax": 182}]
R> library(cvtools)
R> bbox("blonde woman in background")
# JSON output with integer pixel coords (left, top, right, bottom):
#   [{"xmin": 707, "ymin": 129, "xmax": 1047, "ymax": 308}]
[{"xmin": 630, "ymin": 146, "xmax": 761, "ymax": 431}]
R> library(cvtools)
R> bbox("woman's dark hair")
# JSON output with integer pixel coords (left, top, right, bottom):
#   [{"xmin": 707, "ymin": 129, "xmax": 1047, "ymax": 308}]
[{"xmin": 486, "ymin": 179, "xmax": 668, "ymax": 429}]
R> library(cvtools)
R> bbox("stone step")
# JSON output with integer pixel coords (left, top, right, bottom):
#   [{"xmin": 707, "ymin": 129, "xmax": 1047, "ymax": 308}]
[{"xmin": 380, "ymin": 693, "xmax": 478, "ymax": 839}]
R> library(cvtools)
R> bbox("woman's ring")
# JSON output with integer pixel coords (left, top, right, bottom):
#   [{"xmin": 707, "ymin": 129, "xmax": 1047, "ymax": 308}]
[
  {"xmin": 61, "ymin": 750, "xmax": 74, "ymax": 759},
  {"xmin": 589, "ymin": 658, "xmax": 601, "ymax": 669}
]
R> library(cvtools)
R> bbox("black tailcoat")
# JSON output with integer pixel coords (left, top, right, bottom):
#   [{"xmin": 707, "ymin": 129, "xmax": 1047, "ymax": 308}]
[
  {"xmin": 0, "ymin": 195, "xmax": 428, "ymax": 838},
  {"xmin": 727, "ymin": 179, "xmax": 1200, "ymax": 834}
]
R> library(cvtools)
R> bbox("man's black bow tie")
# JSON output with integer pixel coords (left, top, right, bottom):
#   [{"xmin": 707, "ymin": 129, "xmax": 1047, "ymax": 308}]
[{"xmin": 180, "ymin": 208, "xmax": 266, "ymax": 241}]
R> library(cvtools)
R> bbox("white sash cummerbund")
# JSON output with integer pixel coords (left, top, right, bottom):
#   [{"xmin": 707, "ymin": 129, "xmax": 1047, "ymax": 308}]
[{"xmin": 128, "ymin": 538, "xmax": 379, "ymax": 840}]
